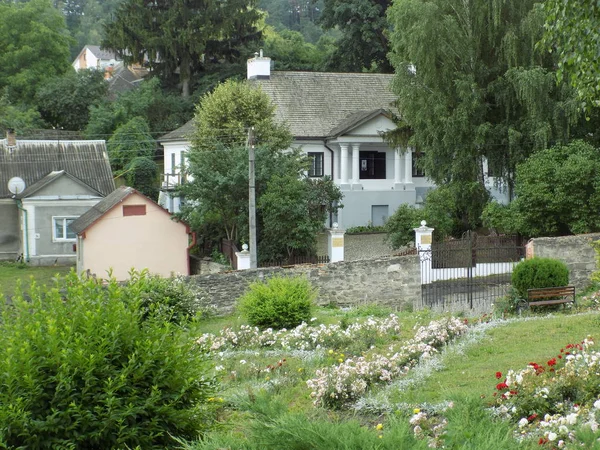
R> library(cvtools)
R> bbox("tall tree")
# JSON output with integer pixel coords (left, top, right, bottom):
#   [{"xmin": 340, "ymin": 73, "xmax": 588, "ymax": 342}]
[
  {"xmin": 318, "ymin": 0, "xmax": 392, "ymax": 72},
  {"xmin": 0, "ymin": 0, "xmax": 72, "ymax": 104},
  {"xmin": 387, "ymin": 0, "xmax": 580, "ymax": 225},
  {"xmin": 541, "ymin": 0, "xmax": 600, "ymax": 113},
  {"xmin": 35, "ymin": 69, "xmax": 107, "ymax": 131},
  {"xmin": 102, "ymin": 0, "xmax": 263, "ymax": 97}
]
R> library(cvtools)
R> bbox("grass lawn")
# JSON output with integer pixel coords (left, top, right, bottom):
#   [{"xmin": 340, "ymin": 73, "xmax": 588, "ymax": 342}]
[{"xmin": 0, "ymin": 262, "xmax": 72, "ymax": 297}]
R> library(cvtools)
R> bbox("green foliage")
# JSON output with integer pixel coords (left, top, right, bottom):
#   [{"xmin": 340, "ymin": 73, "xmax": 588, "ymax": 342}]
[
  {"xmin": 0, "ymin": 93, "xmax": 43, "ymax": 135},
  {"xmin": 259, "ymin": 175, "xmax": 342, "ymax": 261},
  {"xmin": 238, "ymin": 276, "xmax": 317, "ymax": 329},
  {"xmin": 191, "ymin": 79, "xmax": 293, "ymax": 153},
  {"xmin": 387, "ymin": 0, "xmax": 580, "ymax": 218},
  {"xmin": 384, "ymin": 185, "xmax": 460, "ymax": 249},
  {"xmin": 510, "ymin": 140, "xmax": 600, "ymax": 237},
  {"xmin": 481, "ymin": 201, "xmax": 520, "ymax": 235},
  {"xmin": 541, "ymin": 0, "xmax": 600, "ymax": 113},
  {"xmin": 0, "ymin": 272, "xmax": 216, "ymax": 449},
  {"xmin": 86, "ymin": 77, "xmax": 193, "ymax": 140},
  {"xmin": 511, "ymin": 257, "xmax": 569, "ymax": 299},
  {"xmin": 262, "ymin": 27, "xmax": 324, "ymax": 71},
  {"xmin": 124, "ymin": 270, "xmax": 209, "ymax": 324},
  {"xmin": 318, "ymin": 0, "xmax": 392, "ymax": 72},
  {"xmin": 35, "ymin": 69, "xmax": 107, "ymax": 131},
  {"xmin": 102, "ymin": 0, "xmax": 262, "ymax": 97},
  {"xmin": 0, "ymin": 0, "xmax": 72, "ymax": 104},
  {"xmin": 124, "ymin": 156, "xmax": 159, "ymax": 200},
  {"xmin": 346, "ymin": 223, "xmax": 386, "ymax": 234}
]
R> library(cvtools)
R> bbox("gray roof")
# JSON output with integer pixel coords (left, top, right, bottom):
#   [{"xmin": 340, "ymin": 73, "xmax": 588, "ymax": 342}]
[
  {"xmin": 159, "ymin": 120, "xmax": 195, "ymax": 142},
  {"xmin": 253, "ymin": 71, "xmax": 397, "ymax": 138},
  {"xmin": 71, "ymin": 186, "xmax": 135, "ymax": 234},
  {"xmin": 159, "ymin": 71, "xmax": 396, "ymax": 142},
  {"xmin": 85, "ymin": 45, "xmax": 118, "ymax": 61},
  {"xmin": 0, "ymin": 139, "xmax": 115, "ymax": 199}
]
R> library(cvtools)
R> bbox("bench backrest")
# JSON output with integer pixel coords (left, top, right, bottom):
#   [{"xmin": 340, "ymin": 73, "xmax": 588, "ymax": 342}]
[{"xmin": 527, "ymin": 286, "xmax": 575, "ymax": 300}]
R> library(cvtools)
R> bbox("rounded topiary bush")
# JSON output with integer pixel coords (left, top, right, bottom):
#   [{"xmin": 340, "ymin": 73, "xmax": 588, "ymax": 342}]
[
  {"xmin": 511, "ymin": 257, "xmax": 569, "ymax": 299},
  {"xmin": 238, "ymin": 275, "xmax": 317, "ymax": 329},
  {"xmin": 0, "ymin": 272, "xmax": 216, "ymax": 450}
]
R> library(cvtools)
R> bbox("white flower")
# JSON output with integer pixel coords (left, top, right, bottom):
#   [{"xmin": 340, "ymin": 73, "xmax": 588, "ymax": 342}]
[
  {"xmin": 566, "ymin": 413, "xmax": 578, "ymax": 425},
  {"xmin": 594, "ymin": 399, "xmax": 600, "ymax": 410},
  {"xmin": 240, "ymin": 359, "xmax": 247, "ymax": 365},
  {"xmin": 518, "ymin": 418, "xmax": 529, "ymax": 428},
  {"xmin": 547, "ymin": 432, "xmax": 557, "ymax": 441}
]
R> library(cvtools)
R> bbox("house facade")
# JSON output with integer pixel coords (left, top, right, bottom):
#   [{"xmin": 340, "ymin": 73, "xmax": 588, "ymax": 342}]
[
  {"xmin": 159, "ymin": 52, "xmax": 508, "ymax": 228},
  {"xmin": 71, "ymin": 186, "xmax": 193, "ymax": 281},
  {"xmin": 0, "ymin": 133, "xmax": 115, "ymax": 265},
  {"xmin": 72, "ymin": 45, "xmax": 119, "ymax": 71}
]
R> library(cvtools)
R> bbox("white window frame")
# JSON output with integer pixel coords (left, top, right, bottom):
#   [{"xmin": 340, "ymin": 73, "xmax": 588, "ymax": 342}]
[
  {"xmin": 52, "ymin": 216, "xmax": 78, "ymax": 242},
  {"xmin": 308, "ymin": 152, "xmax": 324, "ymax": 177}
]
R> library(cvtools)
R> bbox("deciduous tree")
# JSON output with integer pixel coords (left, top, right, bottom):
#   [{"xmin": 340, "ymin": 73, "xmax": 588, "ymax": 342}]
[{"xmin": 387, "ymin": 0, "xmax": 580, "ymax": 228}]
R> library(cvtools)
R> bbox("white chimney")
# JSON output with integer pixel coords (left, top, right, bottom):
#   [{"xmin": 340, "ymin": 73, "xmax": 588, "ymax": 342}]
[{"xmin": 247, "ymin": 49, "xmax": 271, "ymax": 80}]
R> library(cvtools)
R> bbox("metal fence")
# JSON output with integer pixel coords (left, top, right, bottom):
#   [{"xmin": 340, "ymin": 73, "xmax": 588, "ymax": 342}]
[{"xmin": 419, "ymin": 232, "xmax": 525, "ymax": 310}]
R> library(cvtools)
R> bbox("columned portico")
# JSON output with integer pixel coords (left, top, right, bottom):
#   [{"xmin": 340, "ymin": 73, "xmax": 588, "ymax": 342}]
[{"xmin": 394, "ymin": 148, "xmax": 403, "ymax": 188}]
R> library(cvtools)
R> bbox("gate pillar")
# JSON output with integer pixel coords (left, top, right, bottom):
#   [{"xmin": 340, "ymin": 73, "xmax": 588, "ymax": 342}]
[{"xmin": 414, "ymin": 221, "xmax": 434, "ymax": 286}]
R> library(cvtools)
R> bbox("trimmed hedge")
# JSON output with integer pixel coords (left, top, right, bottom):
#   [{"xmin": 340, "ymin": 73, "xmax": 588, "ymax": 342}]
[
  {"xmin": 511, "ymin": 257, "xmax": 569, "ymax": 299},
  {"xmin": 238, "ymin": 275, "xmax": 317, "ymax": 330}
]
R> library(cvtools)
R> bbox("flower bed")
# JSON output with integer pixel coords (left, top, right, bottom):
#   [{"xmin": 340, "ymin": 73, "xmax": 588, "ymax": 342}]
[
  {"xmin": 307, "ymin": 317, "xmax": 468, "ymax": 408},
  {"xmin": 491, "ymin": 337, "xmax": 600, "ymax": 447}
]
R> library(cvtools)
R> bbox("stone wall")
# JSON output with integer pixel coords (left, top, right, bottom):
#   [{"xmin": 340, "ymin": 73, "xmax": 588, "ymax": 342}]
[
  {"xmin": 529, "ymin": 233, "xmax": 600, "ymax": 289},
  {"xmin": 188, "ymin": 254, "xmax": 420, "ymax": 315}
]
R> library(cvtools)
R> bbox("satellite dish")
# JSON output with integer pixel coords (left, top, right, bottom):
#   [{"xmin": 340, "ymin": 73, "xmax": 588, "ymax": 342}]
[{"xmin": 7, "ymin": 177, "xmax": 26, "ymax": 195}]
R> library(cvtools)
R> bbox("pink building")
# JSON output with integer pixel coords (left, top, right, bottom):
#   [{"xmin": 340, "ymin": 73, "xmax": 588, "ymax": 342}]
[{"xmin": 71, "ymin": 186, "xmax": 193, "ymax": 280}]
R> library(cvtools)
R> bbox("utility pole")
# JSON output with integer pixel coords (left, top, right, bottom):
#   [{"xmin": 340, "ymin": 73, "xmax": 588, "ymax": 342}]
[{"xmin": 248, "ymin": 127, "xmax": 257, "ymax": 268}]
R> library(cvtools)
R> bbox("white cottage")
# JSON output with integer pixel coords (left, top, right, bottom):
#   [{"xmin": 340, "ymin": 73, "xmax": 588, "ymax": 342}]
[{"xmin": 159, "ymin": 52, "xmax": 507, "ymax": 228}]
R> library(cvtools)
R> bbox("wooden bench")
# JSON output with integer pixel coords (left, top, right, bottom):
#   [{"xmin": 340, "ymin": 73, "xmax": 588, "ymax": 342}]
[{"xmin": 526, "ymin": 286, "xmax": 576, "ymax": 309}]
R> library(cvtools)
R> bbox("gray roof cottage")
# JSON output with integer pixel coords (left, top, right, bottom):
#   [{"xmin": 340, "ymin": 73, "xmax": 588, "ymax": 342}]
[{"xmin": 0, "ymin": 131, "xmax": 115, "ymax": 265}]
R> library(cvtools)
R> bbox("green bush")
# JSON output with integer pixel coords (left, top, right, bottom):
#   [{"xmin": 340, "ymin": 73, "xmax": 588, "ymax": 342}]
[
  {"xmin": 511, "ymin": 257, "xmax": 569, "ymax": 298},
  {"xmin": 0, "ymin": 272, "xmax": 216, "ymax": 449},
  {"xmin": 124, "ymin": 270, "xmax": 211, "ymax": 324},
  {"xmin": 238, "ymin": 276, "xmax": 317, "ymax": 329}
]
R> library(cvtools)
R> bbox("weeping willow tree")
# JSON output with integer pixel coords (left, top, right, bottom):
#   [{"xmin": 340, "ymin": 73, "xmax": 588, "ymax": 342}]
[{"xmin": 387, "ymin": 0, "xmax": 580, "ymax": 226}]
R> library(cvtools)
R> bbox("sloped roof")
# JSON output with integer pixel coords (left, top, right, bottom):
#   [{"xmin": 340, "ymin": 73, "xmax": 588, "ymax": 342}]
[
  {"xmin": 0, "ymin": 139, "xmax": 115, "ymax": 199},
  {"xmin": 85, "ymin": 45, "xmax": 118, "ymax": 61},
  {"xmin": 328, "ymin": 108, "xmax": 392, "ymax": 138},
  {"xmin": 107, "ymin": 63, "xmax": 149, "ymax": 97},
  {"xmin": 253, "ymin": 71, "xmax": 397, "ymax": 138},
  {"xmin": 16, "ymin": 170, "xmax": 103, "ymax": 199},
  {"xmin": 71, "ymin": 186, "xmax": 135, "ymax": 234},
  {"xmin": 159, "ymin": 120, "xmax": 195, "ymax": 142}
]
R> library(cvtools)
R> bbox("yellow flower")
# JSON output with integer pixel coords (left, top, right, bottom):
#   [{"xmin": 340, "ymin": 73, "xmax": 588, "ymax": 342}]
[
  {"xmin": 328, "ymin": 349, "xmax": 334, "ymax": 354},
  {"xmin": 378, "ymin": 435, "xmax": 383, "ymax": 439},
  {"xmin": 338, "ymin": 358, "xmax": 344, "ymax": 363},
  {"xmin": 298, "ymin": 368, "xmax": 303, "ymax": 372},
  {"xmin": 340, "ymin": 353, "xmax": 345, "ymax": 358},
  {"xmin": 265, "ymin": 376, "xmax": 270, "ymax": 381},
  {"xmin": 413, "ymin": 408, "xmax": 421, "ymax": 414},
  {"xmin": 375, "ymin": 423, "xmax": 383, "ymax": 431},
  {"xmin": 207, "ymin": 397, "xmax": 215, "ymax": 402}
]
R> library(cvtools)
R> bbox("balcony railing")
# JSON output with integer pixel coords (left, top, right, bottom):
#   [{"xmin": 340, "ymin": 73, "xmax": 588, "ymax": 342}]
[{"xmin": 161, "ymin": 173, "xmax": 186, "ymax": 190}]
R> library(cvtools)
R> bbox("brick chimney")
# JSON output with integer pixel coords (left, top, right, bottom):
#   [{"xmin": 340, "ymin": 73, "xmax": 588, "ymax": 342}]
[
  {"xmin": 6, "ymin": 129, "xmax": 16, "ymax": 147},
  {"xmin": 247, "ymin": 49, "xmax": 271, "ymax": 80}
]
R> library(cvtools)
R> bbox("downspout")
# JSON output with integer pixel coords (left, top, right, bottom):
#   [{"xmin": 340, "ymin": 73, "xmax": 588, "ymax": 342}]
[
  {"xmin": 14, "ymin": 199, "xmax": 29, "ymax": 262},
  {"xmin": 324, "ymin": 142, "xmax": 336, "ymax": 228}
]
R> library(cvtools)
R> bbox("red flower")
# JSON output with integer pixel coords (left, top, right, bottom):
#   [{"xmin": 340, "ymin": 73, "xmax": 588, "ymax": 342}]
[
  {"xmin": 496, "ymin": 382, "xmax": 508, "ymax": 390},
  {"xmin": 509, "ymin": 390, "xmax": 518, "ymax": 395},
  {"xmin": 538, "ymin": 437, "xmax": 548, "ymax": 445},
  {"xmin": 496, "ymin": 371, "xmax": 502, "ymax": 379},
  {"xmin": 558, "ymin": 355, "xmax": 562, "ymax": 359},
  {"xmin": 528, "ymin": 414, "xmax": 538, "ymax": 422},
  {"xmin": 547, "ymin": 358, "xmax": 557, "ymax": 366},
  {"xmin": 560, "ymin": 348, "xmax": 564, "ymax": 353}
]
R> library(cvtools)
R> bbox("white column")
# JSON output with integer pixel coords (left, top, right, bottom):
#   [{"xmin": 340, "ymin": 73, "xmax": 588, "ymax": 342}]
[
  {"xmin": 351, "ymin": 143, "xmax": 360, "ymax": 185},
  {"xmin": 404, "ymin": 149, "xmax": 413, "ymax": 185},
  {"xmin": 340, "ymin": 143, "xmax": 349, "ymax": 185},
  {"xmin": 394, "ymin": 149, "xmax": 402, "ymax": 184},
  {"xmin": 327, "ymin": 223, "xmax": 345, "ymax": 263}
]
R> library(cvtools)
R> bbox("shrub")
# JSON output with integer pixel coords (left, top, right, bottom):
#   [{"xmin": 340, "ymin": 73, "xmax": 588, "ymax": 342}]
[
  {"xmin": 0, "ymin": 272, "xmax": 216, "ymax": 449},
  {"xmin": 511, "ymin": 257, "xmax": 569, "ymax": 298},
  {"xmin": 124, "ymin": 270, "xmax": 211, "ymax": 324},
  {"xmin": 237, "ymin": 275, "xmax": 317, "ymax": 329}
]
